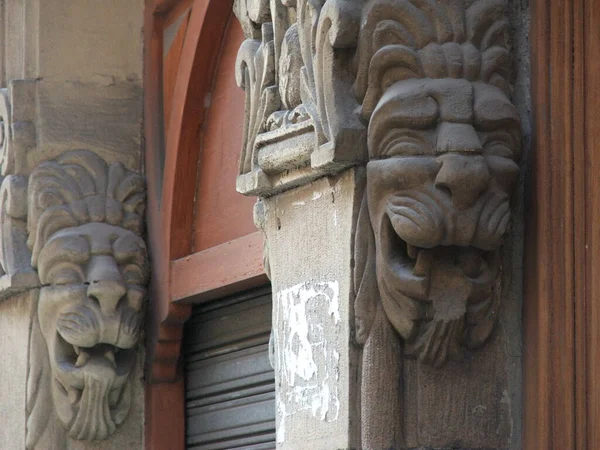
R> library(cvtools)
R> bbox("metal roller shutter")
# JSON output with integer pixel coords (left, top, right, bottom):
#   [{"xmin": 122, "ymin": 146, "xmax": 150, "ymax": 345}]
[{"xmin": 184, "ymin": 286, "xmax": 275, "ymax": 449}]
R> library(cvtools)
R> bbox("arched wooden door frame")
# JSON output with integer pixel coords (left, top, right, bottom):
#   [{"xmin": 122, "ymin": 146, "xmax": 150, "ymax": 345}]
[
  {"xmin": 143, "ymin": 1, "xmax": 267, "ymax": 448},
  {"xmin": 145, "ymin": 0, "xmax": 234, "ymax": 385}
]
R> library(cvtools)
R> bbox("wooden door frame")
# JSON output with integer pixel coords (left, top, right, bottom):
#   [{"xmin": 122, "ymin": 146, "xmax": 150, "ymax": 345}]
[
  {"xmin": 144, "ymin": 0, "xmax": 234, "ymax": 385},
  {"xmin": 524, "ymin": 0, "xmax": 599, "ymax": 448},
  {"xmin": 143, "ymin": 1, "xmax": 267, "ymax": 449}
]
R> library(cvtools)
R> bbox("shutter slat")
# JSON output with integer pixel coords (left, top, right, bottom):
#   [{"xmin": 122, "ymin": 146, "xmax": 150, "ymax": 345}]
[{"xmin": 184, "ymin": 287, "xmax": 275, "ymax": 449}]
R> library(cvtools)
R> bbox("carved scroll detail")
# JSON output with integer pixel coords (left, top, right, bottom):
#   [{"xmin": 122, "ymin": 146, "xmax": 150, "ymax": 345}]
[
  {"xmin": 23, "ymin": 150, "xmax": 148, "ymax": 448},
  {"xmin": 234, "ymin": 0, "xmax": 365, "ymax": 196}
]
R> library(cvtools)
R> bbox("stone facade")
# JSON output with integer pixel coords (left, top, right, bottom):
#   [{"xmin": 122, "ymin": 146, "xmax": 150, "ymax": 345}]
[
  {"xmin": 0, "ymin": 0, "xmax": 530, "ymax": 449},
  {"xmin": 0, "ymin": 1, "xmax": 145, "ymax": 449}
]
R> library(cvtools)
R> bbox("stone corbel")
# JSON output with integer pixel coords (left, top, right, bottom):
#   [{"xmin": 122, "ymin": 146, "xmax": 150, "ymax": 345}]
[
  {"xmin": 235, "ymin": 1, "xmax": 521, "ymax": 448},
  {"xmin": 352, "ymin": 2, "xmax": 521, "ymax": 445},
  {"xmin": 0, "ymin": 84, "xmax": 147, "ymax": 447},
  {"xmin": 22, "ymin": 150, "xmax": 148, "ymax": 448}
]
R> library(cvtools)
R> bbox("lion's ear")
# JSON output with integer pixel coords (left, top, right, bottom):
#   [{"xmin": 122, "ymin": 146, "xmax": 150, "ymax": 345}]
[{"xmin": 26, "ymin": 315, "xmax": 52, "ymax": 450}]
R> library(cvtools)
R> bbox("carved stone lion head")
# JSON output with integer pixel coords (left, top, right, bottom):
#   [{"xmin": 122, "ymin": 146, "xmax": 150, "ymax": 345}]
[
  {"xmin": 353, "ymin": 0, "xmax": 521, "ymax": 366},
  {"xmin": 27, "ymin": 150, "xmax": 147, "ymax": 441}
]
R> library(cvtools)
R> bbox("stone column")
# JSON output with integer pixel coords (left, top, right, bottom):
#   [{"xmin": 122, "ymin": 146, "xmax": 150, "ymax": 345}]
[
  {"xmin": 0, "ymin": 1, "xmax": 146, "ymax": 449},
  {"xmin": 233, "ymin": 1, "xmax": 527, "ymax": 449}
]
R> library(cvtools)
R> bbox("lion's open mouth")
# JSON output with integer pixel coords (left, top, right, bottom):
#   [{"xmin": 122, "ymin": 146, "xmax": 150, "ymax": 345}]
[
  {"xmin": 377, "ymin": 209, "xmax": 501, "ymax": 365},
  {"xmin": 51, "ymin": 333, "xmax": 135, "ymax": 440},
  {"xmin": 55, "ymin": 333, "xmax": 135, "ymax": 379},
  {"xmin": 383, "ymin": 205, "xmax": 500, "ymax": 290}
]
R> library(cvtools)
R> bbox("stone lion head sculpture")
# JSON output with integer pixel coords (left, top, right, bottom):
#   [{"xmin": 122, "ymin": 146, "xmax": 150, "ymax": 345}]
[
  {"xmin": 353, "ymin": 0, "xmax": 521, "ymax": 367},
  {"xmin": 26, "ymin": 150, "xmax": 148, "ymax": 445}
]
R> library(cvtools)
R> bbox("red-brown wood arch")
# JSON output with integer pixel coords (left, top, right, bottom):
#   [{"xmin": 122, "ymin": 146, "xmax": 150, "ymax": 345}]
[
  {"xmin": 146, "ymin": 0, "xmax": 233, "ymax": 385},
  {"xmin": 144, "ymin": 1, "xmax": 266, "ymax": 448}
]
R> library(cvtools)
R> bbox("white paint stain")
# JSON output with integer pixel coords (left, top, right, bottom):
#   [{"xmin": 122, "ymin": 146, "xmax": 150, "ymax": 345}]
[
  {"xmin": 275, "ymin": 281, "xmax": 341, "ymax": 443},
  {"xmin": 292, "ymin": 201, "xmax": 306, "ymax": 207},
  {"xmin": 312, "ymin": 191, "xmax": 323, "ymax": 201}
]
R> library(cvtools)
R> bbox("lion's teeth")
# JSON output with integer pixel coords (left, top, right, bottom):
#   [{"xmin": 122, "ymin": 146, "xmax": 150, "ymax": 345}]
[
  {"xmin": 104, "ymin": 349, "xmax": 117, "ymax": 368},
  {"xmin": 407, "ymin": 244, "xmax": 419, "ymax": 260},
  {"xmin": 74, "ymin": 346, "xmax": 80, "ymax": 356},
  {"xmin": 413, "ymin": 248, "xmax": 433, "ymax": 276},
  {"xmin": 75, "ymin": 350, "xmax": 90, "ymax": 367}
]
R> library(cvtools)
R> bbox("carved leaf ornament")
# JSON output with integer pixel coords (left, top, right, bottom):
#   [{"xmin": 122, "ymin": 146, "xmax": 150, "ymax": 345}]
[{"xmin": 234, "ymin": 0, "xmax": 365, "ymax": 196}]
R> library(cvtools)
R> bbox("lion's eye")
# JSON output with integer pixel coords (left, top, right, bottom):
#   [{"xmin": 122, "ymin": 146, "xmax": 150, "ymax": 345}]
[
  {"xmin": 378, "ymin": 129, "xmax": 434, "ymax": 158},
  {"xmin": 481, "ymin": 131, "xmax": 516, "ymax": 159},
  {"xmin": 121, "ymin": 264, "xmax": 145, "ymax": 286},
  {"xmin": 484, "ymin": 141, "xmax": 513, "ymax": 158},
  {"xmin": 45, "ymin": 264, "xmax": 85, "ymax": 285}
]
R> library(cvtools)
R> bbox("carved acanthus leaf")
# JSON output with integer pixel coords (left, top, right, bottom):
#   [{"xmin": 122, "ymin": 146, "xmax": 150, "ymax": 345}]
[{"xmin": 234, "ymin": 0, "xmax": 365, "ymax": 196}]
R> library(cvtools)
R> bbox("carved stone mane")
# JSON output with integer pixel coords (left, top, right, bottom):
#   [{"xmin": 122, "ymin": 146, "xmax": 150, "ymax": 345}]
[
  {"xmin": 27, "ymin": 150, "xmax": 145, "ymax": 266},
  {"xmin": 354, "ymin": 0, "xmax": 511, "ymax": 112}
]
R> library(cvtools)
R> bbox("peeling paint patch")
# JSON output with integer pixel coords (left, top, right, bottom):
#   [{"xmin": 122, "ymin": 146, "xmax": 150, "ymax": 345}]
[{"xmin": 275, "ymin": 281, "xmax": 341, "ymax": 443}]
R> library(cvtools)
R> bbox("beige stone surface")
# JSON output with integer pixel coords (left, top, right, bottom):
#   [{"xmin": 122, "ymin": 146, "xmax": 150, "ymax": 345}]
[
  {"xmin": 22, "ymin": 151, "xmax": 147, "ymax": 448},
  {"xmin": 236, "ymin": 1, "xmax": 530, "ymax": 448},
  {"xmin": 33, "ymin": 81, "xmax": 144, "ymax": 171},
  {"xmin": 0, "ymin": 291, "xmax": 34, "ymax": 450},
  {"xmin": 0, "ymin": 1, "xmax": 146, "ymax": 448},
  {"xmin": 36, "ymin": 0, "xmax": 143, "ymax": 83}
]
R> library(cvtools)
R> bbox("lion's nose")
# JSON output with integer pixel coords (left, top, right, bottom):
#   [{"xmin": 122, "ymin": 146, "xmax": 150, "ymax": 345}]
[
  {"xmin": 86, "ymin": 255, "xmax": 127, "ymax": 315},
  {"xmin": 435, "ymin": 153, "xmax": 490, "ymax": 210},
  {"xmin": 434, "ymin": 122, "xmax": 490, "ymax": 209},
  {"xmin": 87, "ymin": 280, "xmax": 127, "ymax": 316}
]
